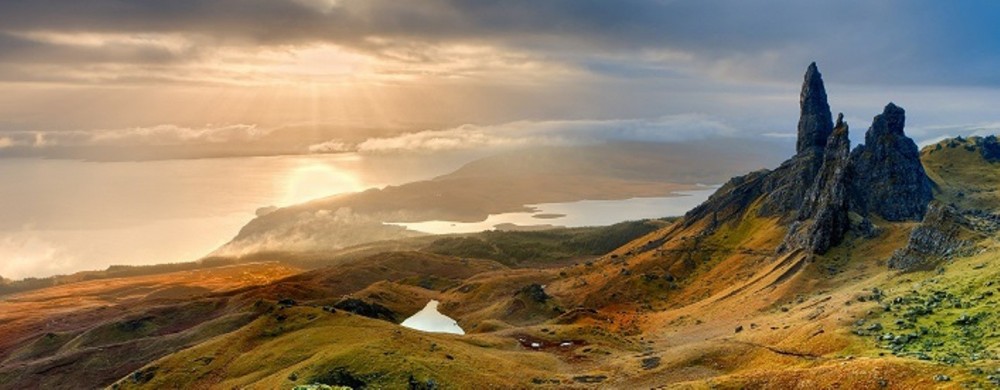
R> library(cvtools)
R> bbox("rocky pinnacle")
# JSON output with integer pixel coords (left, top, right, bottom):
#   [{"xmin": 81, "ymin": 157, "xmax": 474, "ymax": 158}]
[
  {"xmin": 796, "ymin": 62, "xmax": 834, "ymax": 154},
  {"xmin": 687, "ymin": 63, "xmax": 934, "ymax": 256},
  {"xmin": 780, "ymin": 114, "xmax": 852, "ymax": 254},
  {"xmin": 850, "ymin": 102, "xmax": 933, "ymax": 221}
]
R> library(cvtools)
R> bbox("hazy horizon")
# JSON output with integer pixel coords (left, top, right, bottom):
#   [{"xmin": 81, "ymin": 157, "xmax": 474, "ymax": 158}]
[{"xmin": 5, "ymin": 1, "xmax": 1000, "ymax": 280}]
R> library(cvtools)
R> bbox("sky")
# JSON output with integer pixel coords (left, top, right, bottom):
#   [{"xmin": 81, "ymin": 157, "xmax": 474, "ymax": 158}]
[{"xmin": 2, "ymin": 1, "xmax": 1000, "ymax": 160}]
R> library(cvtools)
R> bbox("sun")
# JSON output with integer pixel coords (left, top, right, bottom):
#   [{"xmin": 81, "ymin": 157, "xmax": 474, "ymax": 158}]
[{"xmin": 282, "ymin": 162, "xmax": 364, "ymax": 206}]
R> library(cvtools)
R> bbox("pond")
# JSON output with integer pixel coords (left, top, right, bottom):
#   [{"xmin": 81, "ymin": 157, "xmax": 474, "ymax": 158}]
[{"xmin": 400, "ymin": 300, "xmax": 465, "ymax": 335}]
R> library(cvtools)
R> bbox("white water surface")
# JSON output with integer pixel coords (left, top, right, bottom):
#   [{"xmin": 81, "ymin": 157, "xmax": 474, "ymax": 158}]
[{"xmin": 400, "ymin": 300, "xmax": 465, "ymax": 335}]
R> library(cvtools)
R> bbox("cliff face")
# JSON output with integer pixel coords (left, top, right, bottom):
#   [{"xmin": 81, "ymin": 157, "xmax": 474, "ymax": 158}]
[
  {"xmin": 850, "ymin": 103, "xmax": 934, "ymax": 221},
  {"xmin": 685, "ymin": 63, "xmax": 934, "ymax": 256},
  {"xmin": 779, "ymin": 115, "xmax": 852, "ymax": 254},
  {"xmin": 757, "ymin": 63, "xmax": 831, "ymax": 218}
]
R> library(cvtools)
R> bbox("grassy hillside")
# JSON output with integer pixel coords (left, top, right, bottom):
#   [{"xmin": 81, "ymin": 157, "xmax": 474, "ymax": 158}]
[
  {"xmin": 0, "ymin": 263, "xmax": 301, "ymax": 389},
  {"xmin": 0, "ymin": 257, "xmax": 245, "ymax": 297},
  {"xmin": 421, "ymin": 220, "xmax": 670, "ymax": 267},
  {"xmin": 921, "ymin": 136, "xmax": 1000, "ymax": 211}
]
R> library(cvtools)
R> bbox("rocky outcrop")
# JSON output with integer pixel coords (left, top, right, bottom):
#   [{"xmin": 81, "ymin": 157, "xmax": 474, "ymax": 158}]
[
  {"xmin": 683, "ymin": 169, "xmax": 769, "ymax": 227},
  {"xmin": 797, "ymin": 62, "xmax": 834, "ymax": 154},
  {"xmin": 978, "ymin": 135, "xmax": 1000, "ymax": 161},
  {"xmin": 333, "ymin": 298, "xmax": 397, "ymax": 322},
  {"xmin": 756, "ymin": 149, "xmax": 825, "ymax": 218},
  {"xmin": 518, "ymin": 284, "xmax": 551, "ymax": 303},
  {"xmin": 779, "ymin": 115, "xmax": 852, "ymax": 254},
  {"xmin": 684, "ymin": 63, "xmax": 935, "ymax": 257},
  {"xmin": 888, "ymin": 202, "xmax": 973, "ymax": 271},
  {"xmin": 850, "ymin": 103, "xmax": 933, "ymax": 221},
  {"xmin": 756, "ymin": 63, "xmax": 835, "ymax": 218}
]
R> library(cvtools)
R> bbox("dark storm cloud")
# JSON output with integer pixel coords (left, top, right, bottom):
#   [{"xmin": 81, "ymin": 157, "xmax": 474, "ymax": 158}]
[
  {"xmin": 2, "ymin": 0, "xmax": 1000, "ymax": 85},
  {"xmin": 0, "ymin": 32, "xmax": 193, "ymax": 65}
]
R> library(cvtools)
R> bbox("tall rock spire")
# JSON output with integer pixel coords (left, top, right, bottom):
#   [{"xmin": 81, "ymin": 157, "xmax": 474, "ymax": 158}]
[
  {"xmin": 686, "ymin": 65, "xmax": 934, "ymax": 257},
  {"xmin": 755, "ymin": 63, "xmax": 833, "ymax": 218},
  {"xmin": 796, "ymin": 62, "xmax": 834, "ymax": 154},
  {"xmin": 779, "ymin": 113, "xmax": 852, "ymax": 254}
]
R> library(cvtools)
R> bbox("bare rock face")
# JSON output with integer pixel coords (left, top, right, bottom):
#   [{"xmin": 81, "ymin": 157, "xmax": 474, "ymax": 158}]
[
  {"xmin": 975, "ymin": 135, "xmax": 1000, "ymax": 162},
  {"xmin": 779, "ymin": 114, "xmax": 852, "ymax": 254},
  {"xmin": 684, "ymin": 169, "xmax": 769, "ymax": 227},
  {"xmin": 850, "ymin": 103, "xmax": 933, "ymax": 221},
  {"xmin": 756, "ymin": 149, "xmax": 824, "ymax": 218},
  {"xmin": 683, "ymin": 63, "xmax": 934, "ymax": 257},
  {"xmin": 888, "ymin": 202, "xmax": 972, "ymax": 271},
  {"xmin": 796, "ymin": 62, "xmax": 834, "ymax": 154},
  {"xmin": 756, "ymin": 62, "xmax": 832, "ymax": 218}
]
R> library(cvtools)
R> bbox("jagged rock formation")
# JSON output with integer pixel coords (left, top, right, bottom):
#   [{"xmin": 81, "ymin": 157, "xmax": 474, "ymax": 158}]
[
  {"xmin": 797, "ymin": 62, "xmax": 834, "ymax": 154},
  {"xmin": 888, "ymin": 202, "xmax": 973, "ymax": 271},
  {"xmin": 684, "ymin": 169, "xmax": 769, "ymax": 228},
  {"xmin": 941, "ymin": 135, "xmax": 1000, "ymax": 162},
  {"xmin": 685, "ymin": 63, "xmax": 934, "ymax": 256},
  {"xmin": 756, "ymin": 148, "xmax": 825, "ymax": 218},
  {"xmin": 850, "ymin": 103, "xmax": 934, "ymax": 221},
  {"xmin": 757, "ymin": 63, "xmax": 832, "ymax": 217},
  {"xmin": 779, "ymin": 114, "xmax": 852, "ymax": 254},
  {"xmin": 977, "ymin": 135, "xmax": 1000, "ymax": 161}
]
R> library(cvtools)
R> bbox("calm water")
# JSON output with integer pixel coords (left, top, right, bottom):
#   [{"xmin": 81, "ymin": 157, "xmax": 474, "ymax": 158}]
[
  {"xmin": 1, "ymin": 153, "xmax": 716, "ymax": 280},
  {"xmin": 0, "ymin": 153, "xmax": 473, "ymax": 279},
  {"xmin": 388, "ymin": 189, "xmax": 715, "ymax": 234},
  {"xmin": 400, "ymin": 300, "xmax": 465, "ymax": 335}
]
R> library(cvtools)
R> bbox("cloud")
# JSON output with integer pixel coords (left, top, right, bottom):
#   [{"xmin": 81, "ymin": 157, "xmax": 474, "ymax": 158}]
[
  {"xmin": 1, "ymin": 124, "xmax": 265, "ymax": 149},
  {"xmin": 215, "ymin": 207, "xmax": 420, "ymax": 256},
  {"xmin": 1, "ymin": 1, "xmax": 1000, "ymax": 146},
  {"xmin": 1, "ymin": 1, "xmax": 999, "ymax": 87},
  {"xmin": 0, "ymin": 229, "xmax": 73, "ymax": 280},
  {"xmin": 908, "ymin": 121, "xmax": 1000, "ymax": 147},
  {"xmin": 349, "ymin": 115, "xmax": 735, "ymax": 153},
  {"xmin": 87, "ymin": 124, "xmax": 267, "ymax": 145},
  {"xmin": 307, "ymin": 139, "xmax": 352, "ymax": 153}
]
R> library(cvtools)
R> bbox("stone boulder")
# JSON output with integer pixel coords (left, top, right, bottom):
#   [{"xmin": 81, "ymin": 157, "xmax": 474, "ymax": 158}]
[{"xmin": 888, "ymin": 202, "xmax": 973, "ymax": 271}]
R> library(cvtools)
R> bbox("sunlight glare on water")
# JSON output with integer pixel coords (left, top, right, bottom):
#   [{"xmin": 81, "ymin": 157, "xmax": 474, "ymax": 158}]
[{"xmin": 282, "ymin": 162, "xmax": 364, "ymax": 206}]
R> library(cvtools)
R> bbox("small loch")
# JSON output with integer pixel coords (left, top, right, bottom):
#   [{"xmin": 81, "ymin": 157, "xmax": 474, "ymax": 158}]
[{"xmin": 400, "ymin": 300, "xmax": 465, "ymax": 335}]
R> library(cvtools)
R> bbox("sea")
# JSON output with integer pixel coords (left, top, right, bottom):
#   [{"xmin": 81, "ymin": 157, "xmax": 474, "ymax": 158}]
[{"xmin": 0, "ymin": 154, "xmax": 713, "ymax": 279}]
